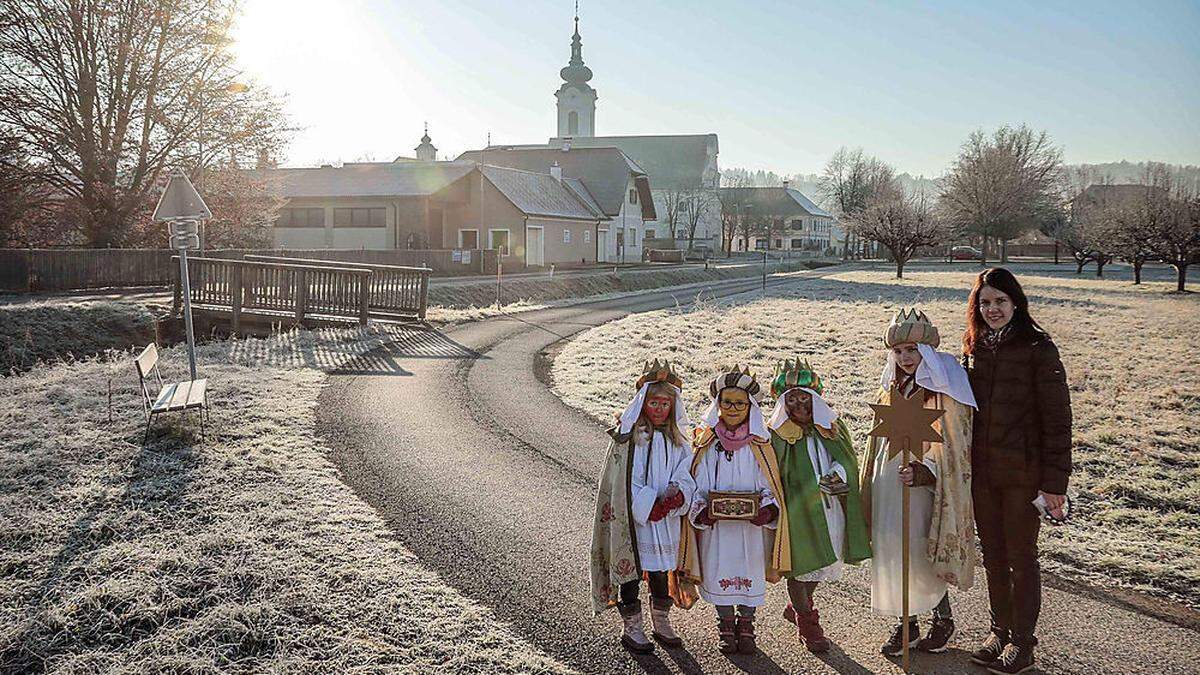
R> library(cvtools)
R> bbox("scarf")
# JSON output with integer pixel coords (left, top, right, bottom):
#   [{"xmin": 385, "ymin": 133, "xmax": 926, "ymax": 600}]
[
  {"xmin": 980, "ymin": 323, "xmax": 1013, "ymax": 351},
  {"xmin": 714, "ymin": 421, "xmax": 751, "ymax": 454}
]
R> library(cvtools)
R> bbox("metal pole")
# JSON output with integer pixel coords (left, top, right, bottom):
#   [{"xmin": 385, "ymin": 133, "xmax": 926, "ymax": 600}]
[
  {"xmin": 901, "ymin": 437, "xmax": 912, "ymax": 672},
  {"xmin": 178, "ymin": 241, "xmax": 198, "ymax": 381},
  {"xmin": 762, "ymin": 249, "xmax": 767, "ymax": 291},
  {"xmin": 495, "ymin": 260, "xmax": 502, "ymax": 308}
]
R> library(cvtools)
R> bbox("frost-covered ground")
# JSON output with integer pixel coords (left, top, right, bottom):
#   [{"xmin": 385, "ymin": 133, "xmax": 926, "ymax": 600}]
[
  {"xmin": 0, "ymin": 298, "xmax": 162, "ymax": 375},
  {"xmin": 0, "ymin": 327, "xmax": 570, "ymax": 673},
  {"xmin": 552, "ymin": 263, "xmax": 1200, "ymax": 609}
]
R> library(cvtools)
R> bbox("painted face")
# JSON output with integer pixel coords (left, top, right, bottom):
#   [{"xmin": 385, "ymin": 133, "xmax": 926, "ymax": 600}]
[
  {"xmin": 978, "ymin": 285, "xmax": 1015, "ymax": 330},
  {"xmin": 783, "ymin": 388, "xmax": 813, "ymax": 426},
  {"xmin": 892, "ymin": 342, "xmax": 922, "ymax": 375},
  {"xmin": 642, "ymin": 393, "xmax": 673, "ymax": 427},
  {"xmin": 718, "ymin": 388, "xmax": 750, "ymax": 429}
]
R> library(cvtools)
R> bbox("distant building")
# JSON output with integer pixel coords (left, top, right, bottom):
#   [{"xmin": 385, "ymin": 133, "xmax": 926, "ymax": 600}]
[
  {"xmin": 456, "ymin": 145, "xmax": 655, "ymax": 262},
  {"xmin": 719, "ymin": 183, "xmax": 837, "ymax": 253}
]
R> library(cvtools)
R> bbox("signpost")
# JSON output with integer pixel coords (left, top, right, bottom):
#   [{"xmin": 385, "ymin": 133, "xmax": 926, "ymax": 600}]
[{"xmin": 152, "ymin": 169, "xmax": 212, "ymax": 382}]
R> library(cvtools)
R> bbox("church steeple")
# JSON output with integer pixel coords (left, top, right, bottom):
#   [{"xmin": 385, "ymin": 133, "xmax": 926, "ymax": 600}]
[
  {"xmin": 414, "ymin": 122, "xmax": 437, "ymax": 161},
  {"xmin": 555, "ymin": 2, "xmax": 597, "ymax": 137}
]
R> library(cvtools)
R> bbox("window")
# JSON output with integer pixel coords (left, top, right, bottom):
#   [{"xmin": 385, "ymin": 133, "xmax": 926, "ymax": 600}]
[
  {"xmin": 754, "ymin": 238, "xmax": 767, "ymax": 250},
  {"xmin": 629, "ymin": 189, "xmax": 638, "ymax": 204},
  {"xmin": 773, "ymin": 239, "xmax": 782, "ymax": 249},
  {"xmin": 488, "ymin": 229, "xmax": 510, "ymax": 256},
  {"xmin": 630, "ymin": 229, "xmax": 638, "ymax": 246},
  {"xmin": 333, "ymin": 207, "xmax": 385, "ymax": 228},
  {"xmin": 645, "ymin": 229, "xmax": 656, "ymax": 239},
  {"xmin": 563, "ymin": 228, "xmax": 572, "ymax": 244},
  {"xmin": 568, "ymin": 111, "xmax": 579, "ymax": 135},
  {"xmin": 276, "ymin": 207, "xmax": 325, "ymax": 228},
  {"xmin": 584, "ymin": 229, "xmax": 591, "ymax": 243},
  {"xmin": 791, "ymin": 238, "xmax": 804, "ymax": 249},
  {"xmin": 459, "ymin": 229, "xmax": 479, "ymax": 248}
]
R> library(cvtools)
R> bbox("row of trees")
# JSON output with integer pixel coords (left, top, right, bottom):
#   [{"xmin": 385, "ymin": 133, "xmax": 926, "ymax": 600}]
[
  {"xmin": 0, "ymin": 0, "xmax": 291, "ymax": 248},
  {"xmin": 803, "ymin": 126, "xmax": 1199, "ymax": 291}
]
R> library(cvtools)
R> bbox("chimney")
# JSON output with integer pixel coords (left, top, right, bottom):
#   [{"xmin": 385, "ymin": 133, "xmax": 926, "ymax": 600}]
[
  {"xmin": 783, "ymin": 180, "xmax": 790, "ymax": 190},
  {"xmin": 550, "ymin": 161, "xmax": 563, "ymax": 182},
  {"xmin": 561, "ymin": 138, "xmax": 572, "ymax": 152}
]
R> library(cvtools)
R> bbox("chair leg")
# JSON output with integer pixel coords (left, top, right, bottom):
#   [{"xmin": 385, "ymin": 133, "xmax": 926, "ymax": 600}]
[{"xmin": 143, "ymin": 415, "xmax": 153, "ymax": 444}]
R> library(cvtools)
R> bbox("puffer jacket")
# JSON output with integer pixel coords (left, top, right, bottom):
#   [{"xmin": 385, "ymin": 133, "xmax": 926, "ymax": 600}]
[{"xmin": 963, "ymin": 325, "xmax": 1073, "ymax": 494}]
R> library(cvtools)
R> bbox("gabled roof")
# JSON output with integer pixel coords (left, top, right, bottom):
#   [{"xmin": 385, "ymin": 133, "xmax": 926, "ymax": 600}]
[
  {"xmin": 719, "ymin": 186, "xmax": 833, "ymax": 218},
  {"xmin": 548, "ymin": 134, "xmax": 718, "ymax": 188},
  {"xmin": 259, "ymin": 161, "xmax": 475, "ymax": 198},
  {"xmin": 456, "ymin": 146, "xmax": 643, "ymax": 217},
  {"xmin": 479, "ymin": 165, "xmax": 605, "ymax": 221},
  {"xmin": 563, "ymin": 178, "xmax": 605, "ymax": 216}
]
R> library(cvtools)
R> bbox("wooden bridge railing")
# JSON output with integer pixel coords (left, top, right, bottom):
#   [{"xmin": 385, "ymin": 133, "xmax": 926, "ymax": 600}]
[
  {"xmin": 173, "ymin": 256, "xmax": 372, "ymax": 328},
  {"xmin": 244, "ymin": 254, "xmax": 429, "ymax": 320}
]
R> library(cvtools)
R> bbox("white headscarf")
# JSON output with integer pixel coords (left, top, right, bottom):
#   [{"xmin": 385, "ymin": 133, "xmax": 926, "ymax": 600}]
[
  {"xmin": 766, "ymin": 386, "xmax": 838, "ymax": 431},
  {"xmin": 619, "ymin": 381, "xmax": 692, "ymax": 439},
  {"xmin": 701, "ymin": 389, "xmax": 768, "ymax": 439},
  {"xmin": 879, "ymin": 343, "xmax": 978, "ymax": 409}
]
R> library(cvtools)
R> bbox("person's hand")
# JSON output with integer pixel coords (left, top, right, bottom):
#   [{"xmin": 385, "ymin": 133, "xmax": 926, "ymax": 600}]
[
  {"xmin": 695, "ymin": 505, "xmax": 717, "ymax": 527},
  {"xmin": 1040, "ymin": 491, "xmax": 1067, "ymax": 520},
  {"xmin": 819, "ymin": 472, "xmax": 849, "ymax": 496},
  {"xmin": 663, "ymin": 483, "xmax": 681, "ymax": 501},
  {"xmin": 898, "ymin": 462, "xmax": 935, "ymax": 487},
  {"xmin": 750, "ymin": 503, "xmax": 778, "ymax": 527},
  {"xmin": 648, "ymin": 499, "xmax": 668, "ymax": 523}
]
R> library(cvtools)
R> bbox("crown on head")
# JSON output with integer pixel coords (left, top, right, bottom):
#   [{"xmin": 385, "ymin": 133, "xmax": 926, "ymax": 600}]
[
  {"xmin": 884, "ymin": 307, "xmax": 941, "ymax": 348},
  {"xmin": 636, "ymin": 359, "xmax": 683, "ymax": 390},
  {"xmin": 770, "ymin": 358, "xmax": 824, "ymax": 397},
  {"xmin": 709, "ymin": 364, "xmax": 761, "ymax": 400}
]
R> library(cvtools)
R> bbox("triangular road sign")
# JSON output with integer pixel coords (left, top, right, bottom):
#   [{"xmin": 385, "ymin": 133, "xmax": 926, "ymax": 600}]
[{"xmin": 153, "ymin": 168, "xmax": 212, "ymax": 221}]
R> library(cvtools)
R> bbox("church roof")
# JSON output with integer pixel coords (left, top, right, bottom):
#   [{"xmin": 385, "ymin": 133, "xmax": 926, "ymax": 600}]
[
  {"xmin": 719, "ymin": 186, "xmax": 833, "ymax": 218},
  {"xmin": 259, "ymin": 161, "xmax": 475, "ymax": 198},
  {"xmin": 455, "ymin": 146, "xmax": 649, "ymax": 218},
  {"xmin": 479, "ymin": 165, "xmax": 606, "ymax": 221},
  {"xmin": 548, "ymin": 134, "xmax": 718, "ymax": 189}
]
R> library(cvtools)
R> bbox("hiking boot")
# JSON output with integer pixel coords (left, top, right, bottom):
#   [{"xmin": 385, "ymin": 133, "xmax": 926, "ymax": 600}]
[
  {"xmin": 881, "ymin": 620, "xmax": 920, "ymax": 657},
  {"xmin": 717, "ymin": 616, "xmax": 739, "ymax": 654},
  {"xmin": 970, "ymin": 631, "xmax": 1010, "ymax": 666},
  {"xmin": 618, "ymin": 602, "xmax": 654, "ymax": 654},
  {"xmin": 988, "ymin": 643, "xmax": 1035, "ymax": 674},
  {"xmin": 795, "ymin": 607, "xmax": 831, "ymax": 653},
  {"xmin": 916, "ymin": 616, "xmax": 955, "ymax": 653},
  {"xmin": 648, "ymin": 597, "xmax": 683, "ymax": 648},
  {"xmin": 736, "ymin": 614, "xmax": 756, "ymax": 653}
]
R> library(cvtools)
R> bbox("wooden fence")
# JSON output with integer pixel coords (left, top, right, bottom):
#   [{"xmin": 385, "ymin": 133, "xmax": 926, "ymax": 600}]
[
  {"xmin": 0, "ymin": 247, "xmax": 498, "ymax": 292},
  {"xmin": 245, "ymin": 255, "xmax": 429, "ymax": 320},
  {"xmin": 174, "ymin": 256, "xmax": 373, "ymax": 328}
]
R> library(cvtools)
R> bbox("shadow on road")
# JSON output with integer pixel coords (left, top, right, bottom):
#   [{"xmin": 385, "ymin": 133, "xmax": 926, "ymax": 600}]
[{"xmin": 333, "ymin": 325, "xmax": 484, "ymax": 376}]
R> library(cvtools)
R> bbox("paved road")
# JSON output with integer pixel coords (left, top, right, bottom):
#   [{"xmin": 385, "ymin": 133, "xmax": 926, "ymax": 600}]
[{"xmin": 317, "ymin": 272, "xmax": 1200, "ymax": 675}]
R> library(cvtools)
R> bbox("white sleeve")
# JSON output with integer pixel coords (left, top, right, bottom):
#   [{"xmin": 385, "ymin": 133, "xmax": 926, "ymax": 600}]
[
  {"xmin": 829, "ymin": 460, "xmax": 847, "ymax": 483},
  {"xmin": 668, "ymin": 446, "xmax": 698, "ymax": 516},
  {"xmin": 920, "ymin": 453, "xmax": 939, "ymax": 492},
  {"xmin": 688, "ymin": 450, "xmax": 713, "ymax": 530},
  {"xmin": 630, "ymin": 463, "xmax": 659, "ymax": 525},
  {"xmin": 755, "ymin": 459, "xmax": 779, "ymax": 530}
]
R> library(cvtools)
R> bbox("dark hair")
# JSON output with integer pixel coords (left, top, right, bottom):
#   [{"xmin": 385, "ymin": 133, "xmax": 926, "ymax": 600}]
[{"xmin": 963, "ymin": 267, "xmax": 1047, "ymax": 354}]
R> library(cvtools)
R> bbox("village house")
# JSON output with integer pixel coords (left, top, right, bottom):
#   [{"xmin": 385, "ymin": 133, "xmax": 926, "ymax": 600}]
[{"xmin": 719, "ymin": 183, "xmax": 839, "ymax": 253}]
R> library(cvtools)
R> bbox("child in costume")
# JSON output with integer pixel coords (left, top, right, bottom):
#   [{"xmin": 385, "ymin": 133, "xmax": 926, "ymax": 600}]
[
  {"xmin": 590, "ymin": 360, "xmax": 697, "ymax": 653},
  {"xmin": 678, "ymin": 366, "xmax": 789, "ymax": 654},
  {"xmin": 860, "ymin": 309, "xmax": 977, "ymax": 656},
  {"xmin": 766, "ymin": 359, "xmax": 871, "ymax": 653}
]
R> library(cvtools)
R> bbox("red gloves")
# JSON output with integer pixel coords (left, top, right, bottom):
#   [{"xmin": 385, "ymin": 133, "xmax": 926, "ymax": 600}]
[
  {"xmin": 648, "ymin": 489, "xmax": 686, "ymax": 523},
  {"xmin": 751, "ymin": 503, "xmax": 779, "ymax": 527}
]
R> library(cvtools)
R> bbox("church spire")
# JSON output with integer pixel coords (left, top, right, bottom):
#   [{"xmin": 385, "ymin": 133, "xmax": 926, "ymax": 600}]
[
  {"xmin": 414, "ymin": 122, "xmax": 437, "ymax": 161},
  {"xmin": 554, "ymin": 0, "xmax": 596, "ymax": 137},
  {"xmin": 560, "ymin": 1, "xmax": 592, "ymax": 85}
]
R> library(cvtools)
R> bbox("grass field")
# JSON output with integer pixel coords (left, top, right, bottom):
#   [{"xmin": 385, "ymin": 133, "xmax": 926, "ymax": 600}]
[
  {"xmin": 0, "ymin": 328, "xmax": 569, "ymax": 673},
  {"xmin": 552, "ymin": 262, "xmax": 1200, "ymax": 610},
  {"xmin": 0, "ymin": 298, "xmax": 162, "ymax": 375}
]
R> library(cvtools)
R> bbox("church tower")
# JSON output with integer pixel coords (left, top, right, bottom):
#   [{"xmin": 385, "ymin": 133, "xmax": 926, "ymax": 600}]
[
  {"xmin": 555, "ymin": 9, "xmax": 596, "ymax": 137},
  {"xmin": 414, "ymin": 123, "xmax": 437, "ymax": 161}
]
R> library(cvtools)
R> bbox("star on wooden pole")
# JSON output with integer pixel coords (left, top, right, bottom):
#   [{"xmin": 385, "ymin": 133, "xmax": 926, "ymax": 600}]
[{"xmin": 867, "ymin": 382, "xmax": 945, "ymax": 672}]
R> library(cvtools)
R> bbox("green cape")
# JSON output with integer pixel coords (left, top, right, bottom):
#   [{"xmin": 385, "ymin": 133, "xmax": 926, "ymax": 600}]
[{"xmin": 772, "ymin": 419, "xmax": 872, "ymax": 577}]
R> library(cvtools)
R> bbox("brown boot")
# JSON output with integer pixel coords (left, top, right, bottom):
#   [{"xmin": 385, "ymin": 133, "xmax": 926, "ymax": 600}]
[
  {"xmin": 649, "ymin": 597, "xmax": 683, "ymax": 648},
  {"xmin": 618, "ymin": 602, "xmax": 654, "ymax": 654},
  {"xmin": 717, "ymin": 616, "xmax": 739, "ymax": 654},
  {"xmin": 796, "ymin": 607, "xmax": 831, "ymax": 653},
  {"xmin": 736, "ymin": 614, "xmax": 756, "ymax": 653}
]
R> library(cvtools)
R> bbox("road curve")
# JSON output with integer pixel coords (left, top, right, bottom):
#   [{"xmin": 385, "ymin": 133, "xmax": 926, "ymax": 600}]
[{"xmin": 317, "ymin": 273, "xmax": 1199, "ymax": 675}]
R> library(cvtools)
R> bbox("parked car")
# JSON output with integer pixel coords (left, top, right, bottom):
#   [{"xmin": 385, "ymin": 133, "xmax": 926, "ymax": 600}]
[
  {"xmin": 685, "ymin": 245, "xmax": 713, "ymax": 261},
  {"xmin": 950, "ymin": 245, "xmax": 983, "ymax": 261}
]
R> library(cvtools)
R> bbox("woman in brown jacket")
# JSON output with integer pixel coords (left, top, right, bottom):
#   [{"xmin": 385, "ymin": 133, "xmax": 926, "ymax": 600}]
[{"xmin": 961, "ymin": 268, "xmax": 1072, "ymax": 675}]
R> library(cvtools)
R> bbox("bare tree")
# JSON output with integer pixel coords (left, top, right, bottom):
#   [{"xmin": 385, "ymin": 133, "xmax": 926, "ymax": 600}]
[
  {"xmin": 848, "ymin": 185, "xmax": 945, "ymax": 279},
  {"xmin": 0, "ymin": 0, "xmax": 292, "ymax": 247},
  {"xmin": 819, "ymin": 147, "xmax": 895, "ymax": 259},
  {"xmin": 717, "ymin": 173, "xmax": 752, "ymax": 255},
  {"xmin": 1152, "ymin": 177, "xmax": 1200, "ymax": 292},
  {"xmin": 1108, "ymin": 164, "xmax": 1173, "ymax": 284},
  {"xmin": 939, "ymin": 125, "xmax": 1063, "ymax": 264}
]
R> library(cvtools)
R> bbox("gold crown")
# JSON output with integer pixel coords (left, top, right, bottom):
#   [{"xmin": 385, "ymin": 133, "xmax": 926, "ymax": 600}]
[
  {"xmin": 771, "ymin": 358, "xmax": 823, "ymax": 397},
  {"xmin": 709, "ymin": 364, "xmax": 761, "ymax": 399},
  {"xmin": 636, "ymin": 359, "xmax": 683, "ymax": 390},
  {"xmin": 884, "ymin": 308, "xmax": 941, "ymax": 348}
]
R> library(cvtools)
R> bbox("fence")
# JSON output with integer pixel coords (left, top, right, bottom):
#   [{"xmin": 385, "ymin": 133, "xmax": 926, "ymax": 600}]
[
  {"xmin": 245, "ymin": 255, "xmax": 429, "ymax": 320},
  {"xmin": 174, "ymin": 257, "xmax": 372, "ymax": 328},
  {"xmin": 0, "ymin": 247, "xmax": 499, "ymax": 292}
]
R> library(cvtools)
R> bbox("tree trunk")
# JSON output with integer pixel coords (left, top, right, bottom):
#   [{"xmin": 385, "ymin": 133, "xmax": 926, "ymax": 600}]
[
  {"xmin": 1177, "ymin": 263, "xmax": 1189, "ymax": 292},
  {"xmin": 1133, "ymin": 261, "xmax": 1142, "ymax": 285},
  {"xmin": 1076, "ymin": 258, "xmax": 1086, "ymax": 274},
  {"xmin": 896, "ymin": 259, "xmax": 904, "ymax": 279},
  {"xmin": 1054, "ymin": 241, "xmax": 1059, "ymax": 265},
  {"xmin": 1096, "ymin": 258, "xmax": 1105, "ymax": 277},
  {"xmin": 1000, "ymin": 238, "xmax": 1009, "ymax": 263},
  {"xmin": 980, "ymin": 236, "xmax": 989, "ymax": 267}
]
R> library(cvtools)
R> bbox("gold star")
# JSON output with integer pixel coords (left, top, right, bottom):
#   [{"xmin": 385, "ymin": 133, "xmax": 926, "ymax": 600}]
[{"xmin": 868, "ymin": 384, "xmax": 945, "ymax": 460}]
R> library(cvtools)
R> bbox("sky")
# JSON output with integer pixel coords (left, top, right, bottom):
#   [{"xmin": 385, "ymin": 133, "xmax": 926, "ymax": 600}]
[{"xmin": 232, "ymin": 0, "xmax": 1200, "ymax": 177}]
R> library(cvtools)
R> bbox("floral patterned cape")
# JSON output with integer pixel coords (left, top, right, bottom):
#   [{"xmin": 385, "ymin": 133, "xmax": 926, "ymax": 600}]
[{"xmin": 859, "ymin": 390, "xmax": 977, "ymax": 591}]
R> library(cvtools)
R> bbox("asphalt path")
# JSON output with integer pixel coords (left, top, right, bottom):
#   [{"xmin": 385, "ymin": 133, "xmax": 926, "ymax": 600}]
[{"xmin": 317, "ymin": 271, "xmax": 1200, "ymax": 674}]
